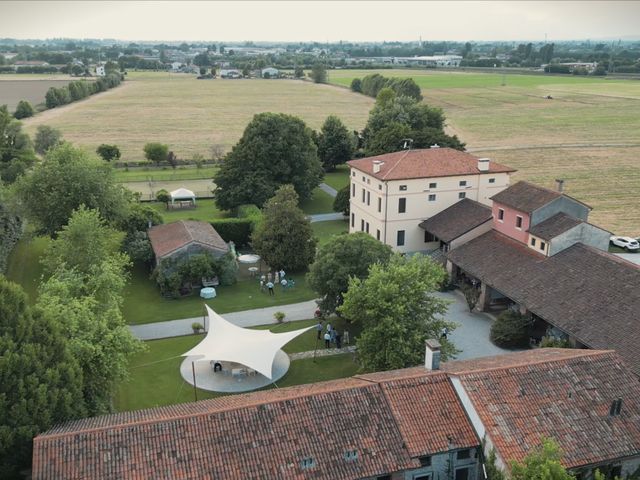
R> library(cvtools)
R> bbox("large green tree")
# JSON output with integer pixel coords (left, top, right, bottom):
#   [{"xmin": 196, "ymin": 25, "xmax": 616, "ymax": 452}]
[
  {"xmin": 214, "ymin": 113, "xmax": 322, "ymax": 210},
  {"xmin": 15, "ymin": 142, "xmax": 130, "ymax": 236},
  {"xmin": 317, "ymin": 115, "xmax": 354, "ymax": 171},
  {"xmin": 0, "ymin": 276, "xmax": 85, "ymax": 478},
  {"xmin": 0, "ymin": 105, "xmax": 36, "ymax": 183},
  {"xmin": 339, "ymin": 254, "xmax": 455, "ymax": 371},
  {"xmin": 362, "ymin": 89, "xmax": 465, "ymax": 156},
  {"xmin": 310, "ymin": 62, "xmax": 327, "ymax": 83},
  {"xmin": 13, "ymin": 100, "xmax": 34, "ymax": 119},
  {"xmin": 511, "ymin": 438, "xmax": 575, "ymax": 480},
  {"xmin": 252, "ymin": 185, "xmax": 317, "ymax": 272},
  {"xmin": 307, "ymin": 232, "xmax": 392, "ymax": 314},
  {"xmin": 34, "ymin": 125, "xmax": 63, "ymax": 155}
]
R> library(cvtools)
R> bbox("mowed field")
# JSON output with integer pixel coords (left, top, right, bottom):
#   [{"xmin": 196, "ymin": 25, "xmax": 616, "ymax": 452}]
[
  {"xmin": 331, "ymin": 69, "xmax": 640, "ymax": 235},
  {"xmin": 0, "ymin": 77, "xmax": 72, "ymax": 111},
  {"xmin": 22, "ymin": 71, "xmax": 374, "ymax": 161}
]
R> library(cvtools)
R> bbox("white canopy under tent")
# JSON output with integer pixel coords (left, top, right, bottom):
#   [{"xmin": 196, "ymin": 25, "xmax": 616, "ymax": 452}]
[
  {"xmin": 169, "ymin": 187, "xmax": 196, "ymax": 205},
  {"xmin": 180, "ymin": 305, "xmax": 313, "ymax": 393}
]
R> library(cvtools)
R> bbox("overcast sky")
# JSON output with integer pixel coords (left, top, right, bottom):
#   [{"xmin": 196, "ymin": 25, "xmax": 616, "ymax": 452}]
[{"xmin": 1, "ymin": 1, "xmax": 638, "ymax": 43}]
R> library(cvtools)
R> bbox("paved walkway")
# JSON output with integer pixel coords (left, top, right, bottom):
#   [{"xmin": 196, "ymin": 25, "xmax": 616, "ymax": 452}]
[
  {"xmin": 130, "ymin": 300, "xmax": 319, "ymax": 340},
  {"xmin": 309, "ymin": 212, "xmax": 345, "ymax": 223},
  {"xmin": 318, "ymin": 182, "xmax": 338, "ymax": 197}
]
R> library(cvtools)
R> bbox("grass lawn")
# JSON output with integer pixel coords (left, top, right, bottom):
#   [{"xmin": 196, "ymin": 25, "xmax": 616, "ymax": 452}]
[
  {"xmin": 299, "ymin": 187, "xmax": 335, "ymax": 215},
  {"xmin": 312, "ymin": 219, "xmax": 349, "ymax": 247},
  {"xmin": 114, "ymin": 333, "xmax": 359, "ymax": 411},
  {"xmin": 5, "ymin": 236, "xmax": 49, "ymax": 302},
  {"xmin": 113, "ymin": 165, "xmax": 219, "ymax": 182},
  {"xmin": 23, "ymin": 71, "xmax": 373, "ymax": 162},
  {"xmin": 322, "ymin": 164, "xmax": 350, "ymax": 191},
  {"xmin": 123, "ymin": 263, "xmax": 317, "ymax": 324},
  {"xmin": 148, "ymin": 198, "xmax": 230, "ymax": 223}
]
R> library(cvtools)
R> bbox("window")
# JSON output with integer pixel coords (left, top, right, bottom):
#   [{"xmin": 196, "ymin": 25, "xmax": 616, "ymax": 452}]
[
  {"xmin": 457, "ymin": 449, "xmax": 471, "ymax": 460},
  {"xmin": 418, "ymin": 455, "xmax": 432, "ymax": 467},
  {"xmin": 397, "ymin": 230, "xmax": 405, "ymax": 246},
  {"xmin": 344, "ymin": 450, "xmax": 358, "ymax": 461},
  {"xmin": 610, "ymin": 398, "xmax": 623, "ymax": 417},
  {"xmin": 515, "ymin": 216, "xmax": 523, "ymax": 229},
  {"xmin": 428, "ymin": 194, "xmax": 436, "ymax": 202},
  {"xmin": 414, "ymin": 475, "xmax": 431, "ymax": 480},
  {"xmin": 429, "ymin": 182, "xmax": 437, "ymax": 189},
  {"xmin": 361, "ymin": 188, "xmax": 365, "ymax": 203},
  {"xmin": 455, "ymin": 467, "xmax": 470, "ymax": 480},
  {"xmin": 362, "ymin": 176, "xmax": 365, "ymax": 181},
  {"xmin": 351, "ymin": 183, "xmax": 355, "ymax": 197},
  {"xmin": 399, "ymin": 185, "xmax": 407, "ymax": 191},
  {"xmin": 301, "ymin": 457, "xmax": 315, "ymax": 469},
  {"xmin": 531, "ymin": 237, "xmax": 536, "ymax": 246},
  {"xmin": 352, "ymin": 171, "xmax": 355, "ymax": 177},
  {"xmin": 361, "ymin": 219, "xmax": 365, "ymax": 232},
  {"xmin": 367, "ymin": 191, "xmax": 370, "ymax": 206},
  {"xmin": 378, "ymin": 184, "xmax": 382, "ymax": 190},
  {"xmin": 498, "ymin": 208, "xmax": 504, "ymax": 221},
  {"xmin": 367, "ymin": 178, "xmax": 370, "ymax": 184},
  {"xmin": 425, "ymin": 231, "xmax": 436, "ymax": 243},
  {"xmin": 459, "ymin": 180, "xmax": 467, "ymax": 187},
  {"xmin": 458, "ymin": 192, "xmax": 466, "ymax": 199},
  {"xmin": 489, "ymin": 178, "xmax": 496, "ymax": 184},
  {"xmin": 351, "ymin": 213, "xmax": 354, "ymax": 228},
  {"xmin": 376, "ymin": 476, "xmax": 392, "ymax": 480},
  {"xmin": 365, "ymin": 222, "xmax": 369, "ymax": 233},
  {"xmin": 376, "ymin": 229, "xmax": 380, "ymax": 241},
  {"xmin": 540, "ymin": 241, "xmax": 546, "ymax": 251},
  {"xmin": 378, "ymin": 197, "xmax": 382, "ymax": 213},
  {"xmin": 399, "ymin": 197, "xmax": 406, "ymax": 213}
]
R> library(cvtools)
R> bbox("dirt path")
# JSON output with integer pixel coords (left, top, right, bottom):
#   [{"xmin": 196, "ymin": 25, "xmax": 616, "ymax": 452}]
[
  {"xmin": 22, "ymin": 81, "xmax": 133, "ymax": 126},
  {"xmin": 467, "ymin": 142, "xmax": 640, "ymax": 152}
]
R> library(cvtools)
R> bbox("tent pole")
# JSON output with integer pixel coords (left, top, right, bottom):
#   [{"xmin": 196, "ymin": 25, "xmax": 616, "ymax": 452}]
[
  {"xmin": 203, "ymin": 304, "xmax": 207, "ymax": 332},
  {"xmin": 191, "ymin": 361, "xmax": 198, "ymax": 402}
]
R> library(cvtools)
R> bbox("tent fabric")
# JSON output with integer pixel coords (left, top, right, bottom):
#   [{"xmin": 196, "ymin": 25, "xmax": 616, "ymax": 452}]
[
  {"xmin": 182, "ymin": 305, "xmax": 313, "ymax": 379},
  {"xmin": 170, "ymin": 188, "xmax": 196, "ymax": 200},
  {"xmin": 237, "ymin": 254, "xmax": 260, "ymax": 264}
]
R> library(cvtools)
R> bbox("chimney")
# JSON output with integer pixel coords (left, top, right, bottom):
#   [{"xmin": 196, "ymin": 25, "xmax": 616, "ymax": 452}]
[
  {"xmin": 425, "ymin": 339, "xmax": 441, "ymax": 370},
  {"xmin": 478, "ymin": 157, "xmax": 490, "ymax": 172},
  {"xmin": 373, "ymin": 160, "xmax": 383, "ymax": 174},
  {"xmin": 555, "ymin": 179, "xmax": 565, "ymax": 192}
]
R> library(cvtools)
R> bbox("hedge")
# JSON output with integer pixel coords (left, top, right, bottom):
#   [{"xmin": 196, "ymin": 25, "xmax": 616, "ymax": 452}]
[{"xmin": 210, "ymin": 218, "xmax": 253, "ymax": 247}]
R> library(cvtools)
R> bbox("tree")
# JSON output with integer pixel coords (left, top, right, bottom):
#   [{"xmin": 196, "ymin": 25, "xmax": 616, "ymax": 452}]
[
  {"xmin": 96, "ymin": 144, "xmax": 121, "ymax": 162},
  {"xmin": 490, "ymin": 310, "xmax": 532, "ymax": 348},
  {"xmin": 317, "ymin": 115, "xmax": 354, "ymax": 171},
  {"xmin": 15, "ymin": 142, "xmax": 130, "ymax": 236},
  {"xmin": 294, "ymin": 66, "xmax": 304, "ymax": 78},
  {"xmin": 0, "ymin": 105, "xmax": 36, "ymax": 183},
  {"xmin": 34, "ymin": 125, "xmax": 63, "ymax": 155},
  {"xmin": 13, "ymin": 100, "xmax": 34, "ymax": 119},
  {"xmin": 350, "ymin": 78, "xmax": 362, "ymax": 92},
  {"xmin": 460, "ymin": 283, "xmax": 479, "ymax": 311},
  {"xmin": 510, "ymin": 438, "xmax": 575, "ymax": 480},
  {"xmin": 310, "ymin": 62, "xmax": 327, "ymax": 83},
  {"xmin": 143, "ymin": 142, "xmax": 169, "ymax": 165},
  {"xmin": 0, "ymin": 276, "xmax": 85, "ymax": 477},
  {"xmin": 307, "ymin": 232, "xmax": 392, "ymax": 314},
  {"xmin": 332, "ymin": 185, "xmax": 350, "ymax": 216},
  {"xmin": 214, "ymin": 113, "xmax": 322, "ymax": 210},
  {"xmin": 156, "ymin": 188, "xmax": 171, "ymax": 208},
  {"xmin": 252, "ymin": 185, "xmax": 317, "ymax": 272},
  {"xmin": 41, "ymin": 206, "xmax": 124, "ymax": 276},
  {"xmin": 167, "ymin": 150, "xmax": 178, "ymax": 169},
  {"xmin": 339, "ymin": 254, "xmax": 455, "ymax": 372}
]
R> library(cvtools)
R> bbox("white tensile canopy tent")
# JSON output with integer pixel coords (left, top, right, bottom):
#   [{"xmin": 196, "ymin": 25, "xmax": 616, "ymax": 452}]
[
  {"xmin": 170, "ymin": 187, "xmax": 196, "ymax": 205},
  {"xmin": 237, "ymin": 254, "xmax": 260, "ymax": 264},
  {"xmin": 182, "ymin": 305, "xmax": 313, "ymax": 379}
]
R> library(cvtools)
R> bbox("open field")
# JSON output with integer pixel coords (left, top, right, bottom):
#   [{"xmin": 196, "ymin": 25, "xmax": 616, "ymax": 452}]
[
  {"xmin": 330, "ymin": 69, "xmax": 640, "ymax": 235},
  {"xmin": 0, "ymin": 79, "xmax": 72, "ymax": 111},
  {"xmin": 22, "ymin": 71, "xmax": 374, "ymax": 161}
]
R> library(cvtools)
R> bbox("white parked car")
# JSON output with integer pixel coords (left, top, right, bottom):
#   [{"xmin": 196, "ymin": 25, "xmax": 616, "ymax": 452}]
[{"xmin": 610, "ymin": 235, "xmax": 640, "ymax": 251}]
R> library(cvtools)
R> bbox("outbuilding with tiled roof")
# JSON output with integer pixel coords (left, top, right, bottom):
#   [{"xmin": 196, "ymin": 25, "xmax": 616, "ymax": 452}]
[{"xmin": 148, "ymin": 220, "xmax": 229, "ymax": 265}]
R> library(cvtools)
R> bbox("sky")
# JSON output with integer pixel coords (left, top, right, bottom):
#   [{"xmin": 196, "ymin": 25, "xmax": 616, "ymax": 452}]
[{"xmin": 1, "ymin": 1, "xmax": 639, "ymax": 43}]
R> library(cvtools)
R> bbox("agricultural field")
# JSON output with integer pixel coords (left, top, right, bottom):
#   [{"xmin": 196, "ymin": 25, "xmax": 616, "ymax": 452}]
[
  {"xmin": 22, "ymin": 71, "xmax": 374, "ymax": 161},
  {"xmin": 330, "ymin": 69, "xmax": 640, "ymax": 235},
  {"xmin": 0, "ymin": 77, "xmax": 71, "ymax": 111}
]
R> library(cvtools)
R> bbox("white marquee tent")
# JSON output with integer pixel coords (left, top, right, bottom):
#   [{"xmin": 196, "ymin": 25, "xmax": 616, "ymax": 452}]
[
  {"xmin": 170, "ymin": 187, "xmax": 196, "ymax": 205},
  {"xmin": 182, "ymin": 305, "xmax": 313, "ymax": 379}
]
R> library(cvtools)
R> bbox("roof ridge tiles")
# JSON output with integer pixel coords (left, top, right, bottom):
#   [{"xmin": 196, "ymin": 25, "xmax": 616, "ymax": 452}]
[{"xmin": 381, "ymin": 149, "xmax": 411, "ymax": 180}]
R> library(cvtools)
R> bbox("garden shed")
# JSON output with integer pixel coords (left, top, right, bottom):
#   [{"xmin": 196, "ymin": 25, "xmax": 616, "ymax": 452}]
[{"xmin": 148, "ymin": 220, "xmax": 229, "ymax": 265}]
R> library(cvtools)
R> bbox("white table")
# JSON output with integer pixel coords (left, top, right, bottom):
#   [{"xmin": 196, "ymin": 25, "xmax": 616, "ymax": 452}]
[{"xmin": 200, "ymin": 287, "xmax": 216, "ymax": 299}]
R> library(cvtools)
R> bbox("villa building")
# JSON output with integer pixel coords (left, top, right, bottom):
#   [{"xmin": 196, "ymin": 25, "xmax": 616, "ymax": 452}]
[{"xmin": 347, "ymin": 147, "xmax": 515, "ymax": 253}]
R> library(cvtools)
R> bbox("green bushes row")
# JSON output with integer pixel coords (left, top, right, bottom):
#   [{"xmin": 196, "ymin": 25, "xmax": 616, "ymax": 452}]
[
  {"xmin": 351, "ymin": 73, "xmax": 422, "ymax": 101},
  {"xmin": 210, "ymin": 203, "xmax": 263, "ymax": 247},
  {"xmin": 45, "ymin": 73, "xmax": 122, "ymax": 109}
]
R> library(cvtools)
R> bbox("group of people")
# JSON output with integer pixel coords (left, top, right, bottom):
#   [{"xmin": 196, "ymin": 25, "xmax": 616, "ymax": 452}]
[
  {"xmin": 259, "ymin": 269, "xmax": 287, "ymax": 296},
  {"xmin": 316, "ymin": 320, "xmax": 349, "ymax": 349}
]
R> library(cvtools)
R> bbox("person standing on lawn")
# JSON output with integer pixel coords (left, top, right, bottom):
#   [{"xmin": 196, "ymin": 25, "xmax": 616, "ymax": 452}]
[
  {"xmin": 324, "ymin": 331, "xmax": 331, "ymax": 349},
  {"xmin": 316, "ymin": 320, "xmax": 323, "ymax": 339},
  {"xmin": 267, "ymin": 281, "xmax": 275, "ymax": 296}
]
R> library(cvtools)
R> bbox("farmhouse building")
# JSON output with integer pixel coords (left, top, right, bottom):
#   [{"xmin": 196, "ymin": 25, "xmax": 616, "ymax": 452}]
[
  {"xmin": 347, "ymin": 147, "xmax": 515, "ymax": 253},
  {"xmin": 32, "ymin": 348, "xmax": 640, "ymax": 479},
  {"xmin": 148, "ymin": 220, "xmax": 229, "ymax": 265}
]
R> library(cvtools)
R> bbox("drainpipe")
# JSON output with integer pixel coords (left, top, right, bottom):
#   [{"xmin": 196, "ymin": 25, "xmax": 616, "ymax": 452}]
[{"xmin": 383, "ymin": 181, "xmax": 389, "ymax": 245}]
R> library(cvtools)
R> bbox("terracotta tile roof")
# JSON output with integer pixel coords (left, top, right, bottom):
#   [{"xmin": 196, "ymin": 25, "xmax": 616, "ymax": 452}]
[
  {"xmin": 379, "ymin": 373, "xmax": 478, "ymax": 457},
  {"xmin": 453, "ymin": 350, "xmax": 640, "ymax": 468},
  {"xmin": 447, "ymin": 231, "xmax": 640, "ymax": 375},
  {"xmin": 419, "ymin": 199, "xmax": 492, "ymax": 243},
  {"xmin": 527, "ymin": 212, "xmax": 583, "ymax": 240},
  {"xmin": 148, "ymin": 220, "xmax": 228, "ymax": 258},
  {"xmin": 490, "ymin": 181, "xmax": 591, "ymax": 213},
  {"xmin": 347, "ymin": 148, "xmax": 515, "ymax": 181}
]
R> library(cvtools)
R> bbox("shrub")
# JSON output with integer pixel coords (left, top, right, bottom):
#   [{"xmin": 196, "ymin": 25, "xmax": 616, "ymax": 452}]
[
  {"xmin": 13, "ymin": 100, "xmax": 34, "ymax": 119},
  {"xmin": 156, "ymin": 189, "xmax": 170, "ymax": 206},
  {"xmin": 539, "ymin": 336, "xmax": 571, "ymax": 348},
  {"xmin": 490, "ymin": 310, "xmax": 532, "ymax": 348},
  {"xmin": 274, "ymin": 311, "xmax": 286, "ymax": 323},
  {"xmin": 96, "ymin": 144, "xmax": 121, "ymax": 162},
  {"xmin": 210, "ymin": 218, "xmax": 253, "ymax": 246},
  {"xmin": 144, "ymin": 142, "xmax": 169, "ymax": 165},
  {"xmin": 332, "ymin": 186, "xmax": 350, "ymax": 216},
  {"xmin": 34, "ymin": 125, "xmax": 63, "ymax": 155},
  {"xmin": 460, "ymin": 283, "xmax": 480, "ymax": 311},
  {"xmin": 350, "ymin": 78, "xmax": 362, "ymax": 93},
  {"xmin": 192, "ymin": 322, "xmax": 204, "ymax": 334}
]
